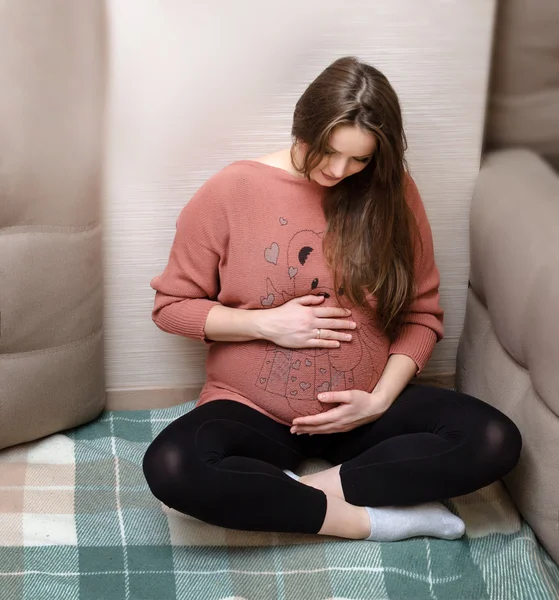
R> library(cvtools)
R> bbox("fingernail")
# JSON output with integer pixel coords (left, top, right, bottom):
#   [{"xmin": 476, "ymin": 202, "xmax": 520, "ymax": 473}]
[
  {"xmin": 345, "ymin": 334, "xmax": 352, "ymax": 340},
  {"xmin": 351, "ymin": 323, "xmax": 357, "ymax": 328}
]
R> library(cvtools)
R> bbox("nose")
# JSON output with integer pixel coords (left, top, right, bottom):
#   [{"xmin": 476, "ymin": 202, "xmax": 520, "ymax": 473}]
[{"xmin": 328, "ymin": 155, "xmax": 347, "ymax": 178}]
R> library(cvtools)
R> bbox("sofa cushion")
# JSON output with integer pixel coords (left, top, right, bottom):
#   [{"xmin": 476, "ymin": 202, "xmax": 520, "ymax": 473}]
[
  {"xmin": 0, "ymin": 228, "xmax": 103, "ymax": 354},
  {"xmin": 486, "ymin": 0, "xmax": 559, "ymax": 170},
  {"xmin": 469, "ymin": 149, "xmax": 559, "ymax": 415}
]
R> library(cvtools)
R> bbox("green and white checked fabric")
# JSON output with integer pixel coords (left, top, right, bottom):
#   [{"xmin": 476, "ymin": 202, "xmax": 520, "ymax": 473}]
[{"xmin": 1, "ymin": 402, "xmax": 558, "ymax": 600}]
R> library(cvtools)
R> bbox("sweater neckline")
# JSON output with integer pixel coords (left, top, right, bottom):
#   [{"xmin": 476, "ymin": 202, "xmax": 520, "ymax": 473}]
[{"xmin": 234, "ymin": 159, "xmax": 322, "ymax": 187}]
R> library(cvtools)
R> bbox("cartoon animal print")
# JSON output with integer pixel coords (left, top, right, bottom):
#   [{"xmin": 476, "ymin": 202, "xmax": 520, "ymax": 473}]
[{"xmin": 257, "ymin": 226, "xmax": 382, "ymax": 416}]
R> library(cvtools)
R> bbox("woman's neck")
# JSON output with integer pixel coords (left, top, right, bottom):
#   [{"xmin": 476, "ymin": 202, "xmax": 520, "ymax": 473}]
[{"xmin": 254, "ymin": 147, "xmax": 306, "ymax": 178}]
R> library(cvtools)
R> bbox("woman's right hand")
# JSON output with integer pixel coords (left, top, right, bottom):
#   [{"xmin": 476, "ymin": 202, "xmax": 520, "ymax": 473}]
[{"xmin": 254, "ymin": 295, "xmax": 357, "ymax": 349}]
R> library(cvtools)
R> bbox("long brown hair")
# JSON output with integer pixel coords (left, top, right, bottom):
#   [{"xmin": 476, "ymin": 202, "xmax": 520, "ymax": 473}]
[{"xmin": 290, "ymin": 56, "xmax": 422, "ymax": 342}]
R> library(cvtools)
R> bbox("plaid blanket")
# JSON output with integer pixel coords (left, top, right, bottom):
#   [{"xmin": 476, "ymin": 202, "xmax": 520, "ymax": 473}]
[{"xmin": 1, "ymin": 403, "xmax": 558, "ymax": 600}]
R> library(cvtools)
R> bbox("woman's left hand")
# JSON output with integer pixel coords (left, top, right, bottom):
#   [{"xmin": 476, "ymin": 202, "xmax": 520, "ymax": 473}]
[{"xmin": 290, "ymin": 390, "xmax": 392, "ymax": 435}]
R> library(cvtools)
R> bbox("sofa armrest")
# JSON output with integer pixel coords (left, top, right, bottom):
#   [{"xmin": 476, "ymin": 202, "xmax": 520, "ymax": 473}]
[
  {"xmin": 468, "ymin": 149, "xmax": 559, "ymax": 414},
  {"xmin": 458, "ymin": 148, "xmax": 559, "ymax": 563}
]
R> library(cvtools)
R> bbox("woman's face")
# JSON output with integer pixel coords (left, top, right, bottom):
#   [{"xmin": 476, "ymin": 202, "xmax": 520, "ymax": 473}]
[{"xmin": 308, "ymin": 124, "xmax": 376, "ymax": 187}]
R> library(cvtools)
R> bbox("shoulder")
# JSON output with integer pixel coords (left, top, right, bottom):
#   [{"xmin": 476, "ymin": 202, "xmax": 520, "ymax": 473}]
[
  {"xmin": 179, "ymin": 161, "xmax": 263, "ymax": 218},
  {"xmin": 402, "ymin": 172, "xmax": 436, "ymax": 261},
  {"xmin": 198, "ymin": 160, "xmax": 262, "ymax": 195},
  {"xmin": 403, "ymin": 172, "xmax": 431, "ymax": 224},
  {"xmin": 403, "ymin": 172, "xmax": 422, "ymax": 207}
]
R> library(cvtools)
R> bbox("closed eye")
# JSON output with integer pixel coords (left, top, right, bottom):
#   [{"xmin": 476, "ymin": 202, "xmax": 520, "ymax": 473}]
[{"xmin": 324, "ymin": 147, "xmax": 371, "ymax": 163}]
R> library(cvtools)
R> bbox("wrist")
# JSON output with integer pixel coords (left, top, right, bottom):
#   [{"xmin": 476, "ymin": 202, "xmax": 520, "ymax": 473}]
[
  {"xmin": 248, "ymin": 309, "xmax": 267, "ymax": 341},
  {"xmin": 368, "ymin": 389, "xmax": 392, "ymax": 411}
]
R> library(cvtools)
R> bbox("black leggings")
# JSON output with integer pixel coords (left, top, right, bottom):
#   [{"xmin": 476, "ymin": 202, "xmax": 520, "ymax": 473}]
[{"xmin": 142, "ymin": 384, "xmax": 522, "ymax": 534}]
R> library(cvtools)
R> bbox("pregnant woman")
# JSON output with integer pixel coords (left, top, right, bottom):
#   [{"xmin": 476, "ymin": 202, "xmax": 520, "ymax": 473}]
[{"xmin": 143, "ymin": 56, "xmax": 522, "ymax": 542}]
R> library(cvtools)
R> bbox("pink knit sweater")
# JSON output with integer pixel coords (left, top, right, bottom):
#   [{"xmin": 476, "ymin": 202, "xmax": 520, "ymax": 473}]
[{"xmin": 151, "ymin": 161, "xmax": 444, "ymax": 425}]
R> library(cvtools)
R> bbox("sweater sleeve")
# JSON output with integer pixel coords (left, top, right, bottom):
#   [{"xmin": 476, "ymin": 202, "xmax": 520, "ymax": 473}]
[
  {"xmin": 388, "ymin": 174, "xmax": 445, "ymax": 374},
  {"xmin": 150, "ymin": 170, "xmax": 231, "ymax": 343}
]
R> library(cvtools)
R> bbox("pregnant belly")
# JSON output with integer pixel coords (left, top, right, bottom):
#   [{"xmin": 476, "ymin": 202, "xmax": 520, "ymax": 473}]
[{"xmin": 206, "ymin": 337, "xmax": 385, "ymax": 422}]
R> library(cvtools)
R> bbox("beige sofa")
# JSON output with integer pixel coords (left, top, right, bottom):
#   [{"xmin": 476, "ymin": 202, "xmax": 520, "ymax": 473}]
[
  {"xmin": 457, "ymin": 0, "xmax": 559, "ymax": 563},
  {"xmin": 0, "ymin": 1, "xmax": 106, "ymax": 450}
]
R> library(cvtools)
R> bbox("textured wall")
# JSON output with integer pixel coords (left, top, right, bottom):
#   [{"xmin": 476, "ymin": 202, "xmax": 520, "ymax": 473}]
[{"xmin": 103, "ymin": 0, "xmax": 496, "ymax": 392}]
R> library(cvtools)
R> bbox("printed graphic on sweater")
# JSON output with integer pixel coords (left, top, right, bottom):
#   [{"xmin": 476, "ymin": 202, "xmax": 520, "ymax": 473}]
[{"xmin": 257, "ymin": 224, "xmax": 382, "ymax": 416}]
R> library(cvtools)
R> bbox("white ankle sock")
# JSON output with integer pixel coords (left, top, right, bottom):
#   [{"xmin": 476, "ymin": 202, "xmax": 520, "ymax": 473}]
[
  {"xmin": 283, "ymin": 469, "xmax": 300, "ymax": 481},
  {"xmin": 285, "ymin": 470, "xmax": 464, "ymax": 541},
  {"xmin": 365, "ymin": 502, "xmax": 465, "ymax": 541}
]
